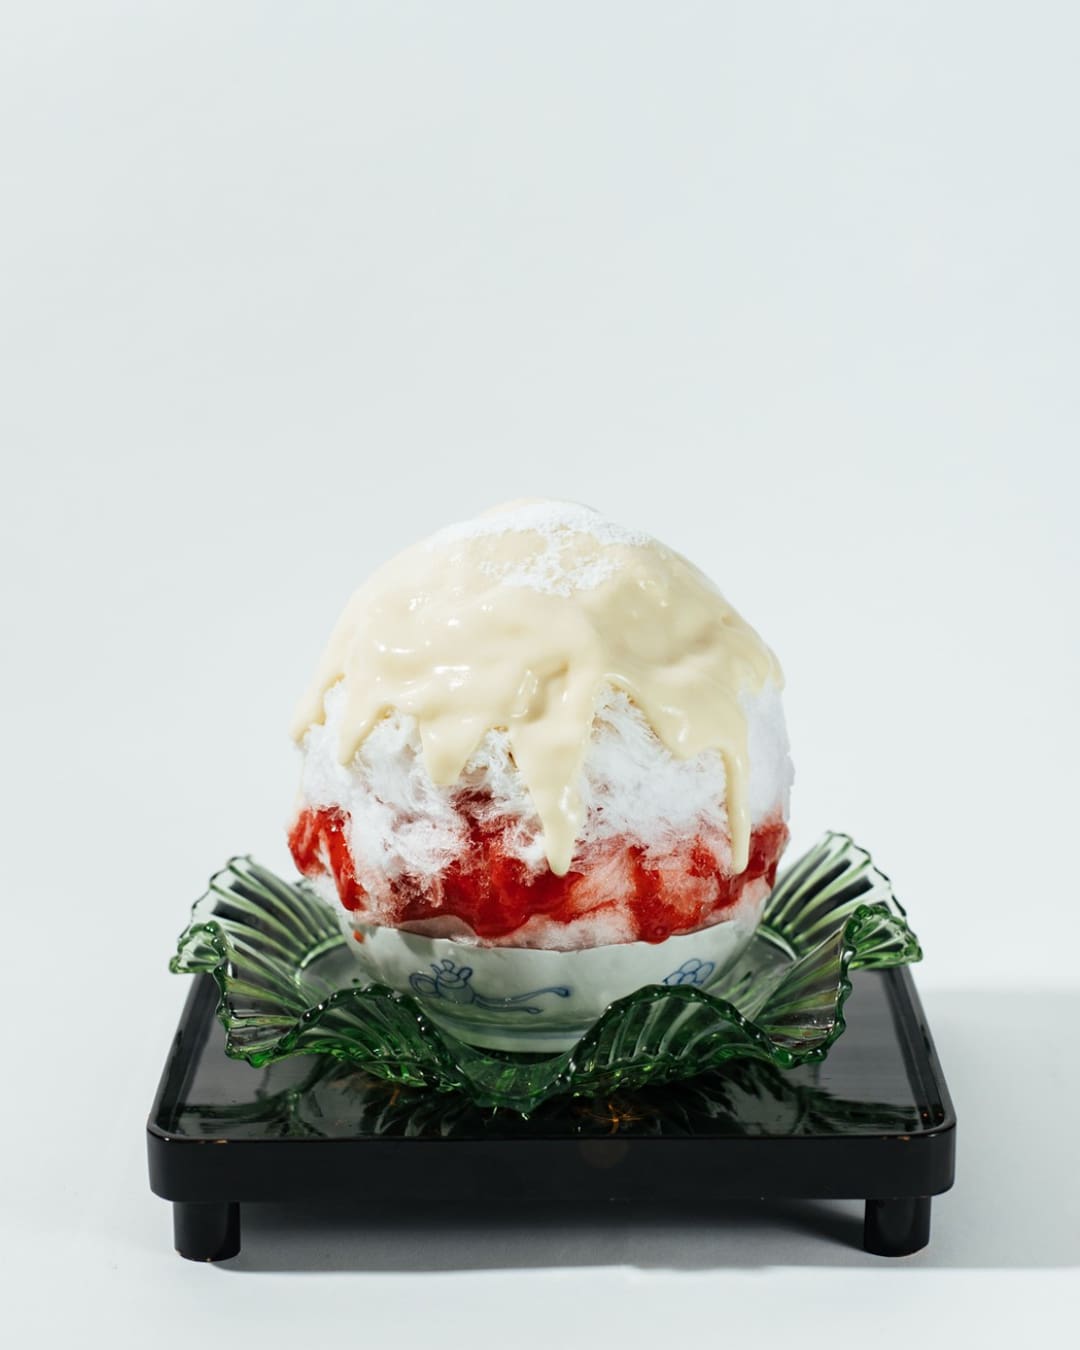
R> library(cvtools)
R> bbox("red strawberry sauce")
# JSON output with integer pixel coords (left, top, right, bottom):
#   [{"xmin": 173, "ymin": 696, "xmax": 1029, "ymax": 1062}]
[{"xmin": 289, "ymin": 802, "xmax": 787, "ymax": 946}]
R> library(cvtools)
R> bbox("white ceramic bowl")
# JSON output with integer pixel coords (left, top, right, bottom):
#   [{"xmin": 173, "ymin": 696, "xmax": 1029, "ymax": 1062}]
[{"xmin": 339, "ymin": 893, "xmax": 766, "ymax": 1052}]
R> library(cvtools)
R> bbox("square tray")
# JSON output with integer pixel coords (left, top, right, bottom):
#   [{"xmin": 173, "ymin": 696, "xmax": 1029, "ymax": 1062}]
[{"xmin": 147, "ymin": 965, "xmax": 955, "ymax": 1261}]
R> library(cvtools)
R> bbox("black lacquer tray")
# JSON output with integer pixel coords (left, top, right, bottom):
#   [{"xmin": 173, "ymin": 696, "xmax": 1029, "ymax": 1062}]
[{"xmin": 147, "ymin": 964, "xmax": 955, "ymax": 1262}]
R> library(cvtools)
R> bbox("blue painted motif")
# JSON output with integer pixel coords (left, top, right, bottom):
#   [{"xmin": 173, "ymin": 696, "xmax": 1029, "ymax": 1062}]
[
  {"xmin": 663, "ymin": 957, "xmax": 716, "ymax": 987},
  {"xmin": 409, "ymin": 958, "xmax": 571, "ymax": 1015}
]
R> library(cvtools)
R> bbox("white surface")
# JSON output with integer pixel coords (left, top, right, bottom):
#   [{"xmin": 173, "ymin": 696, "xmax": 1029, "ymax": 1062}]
[{"xmin": 1, "ymin": 2, "xmax": 1077, "ymax": 1344}]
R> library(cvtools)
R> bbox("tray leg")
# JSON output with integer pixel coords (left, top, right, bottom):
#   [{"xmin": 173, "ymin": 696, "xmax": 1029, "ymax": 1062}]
[
  {"xmin": 173, "ymin": 1201, "xmax": 240, "ymax": 1262},
  {"xmin": 863, "ymin": 1197, "xmax": 930, "ymax": 1256}
]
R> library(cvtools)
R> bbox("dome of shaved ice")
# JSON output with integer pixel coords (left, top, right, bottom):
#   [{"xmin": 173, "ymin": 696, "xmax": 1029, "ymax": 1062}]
[{"xmin": 289, "ymin": 501, "xmax": 794, "ymax": 952}]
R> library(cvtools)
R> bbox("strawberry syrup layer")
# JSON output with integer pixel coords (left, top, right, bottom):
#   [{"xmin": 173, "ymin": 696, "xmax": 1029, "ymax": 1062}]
[{"xmin": 289, "ymin": 800, "xmax": 788, "ymax": 949}]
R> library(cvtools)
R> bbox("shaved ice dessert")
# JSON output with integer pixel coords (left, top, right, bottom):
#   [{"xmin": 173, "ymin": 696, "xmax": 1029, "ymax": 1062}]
[
  {"xmin": 289, "ymin": 500, "xmax": 792, "ymax": 949},
  {"xmin": 287, "ymin": 500, "xmax": 793, "ymax": 1049}
]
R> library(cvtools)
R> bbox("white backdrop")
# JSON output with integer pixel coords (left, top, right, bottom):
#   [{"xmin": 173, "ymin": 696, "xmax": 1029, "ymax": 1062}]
[{"xmin": 2, "ymin": 2, "xmax": 1077, "ymax": 1345}]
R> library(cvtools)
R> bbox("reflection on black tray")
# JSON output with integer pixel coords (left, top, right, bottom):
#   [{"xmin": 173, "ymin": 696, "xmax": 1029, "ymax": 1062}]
[{"xmin": 177, "ymin": 1054, "xmax": 924, "ymax": 1141}]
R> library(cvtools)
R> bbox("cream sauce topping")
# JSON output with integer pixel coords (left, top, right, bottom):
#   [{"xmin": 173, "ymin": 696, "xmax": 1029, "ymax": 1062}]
[{"xmin": 292, "ymin": 502, "xmax": 783, "ymax": 877}]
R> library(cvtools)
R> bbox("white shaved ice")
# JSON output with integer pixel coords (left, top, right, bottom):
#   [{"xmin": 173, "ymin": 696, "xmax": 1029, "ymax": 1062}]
[{"xmin": 297, "ymin": 679, "xmax": 793, "ymax": 943}]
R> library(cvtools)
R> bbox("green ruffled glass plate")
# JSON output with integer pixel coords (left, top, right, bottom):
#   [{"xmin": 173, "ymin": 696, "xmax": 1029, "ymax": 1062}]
[{"xmin": 171, "ymin": 832, "xmax": 921, "ymax": 1113}]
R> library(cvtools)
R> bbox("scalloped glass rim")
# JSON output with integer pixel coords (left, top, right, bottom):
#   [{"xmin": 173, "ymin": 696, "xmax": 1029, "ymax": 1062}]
[{"xmin": 171, "ymin": 832, "xmax": 922, "ymax": 1112}]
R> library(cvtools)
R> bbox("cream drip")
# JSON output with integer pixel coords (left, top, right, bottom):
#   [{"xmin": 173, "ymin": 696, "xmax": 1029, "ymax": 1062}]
[{"xmin": 292, "ymin": 501, "xmax": 783, "ymax": 876}]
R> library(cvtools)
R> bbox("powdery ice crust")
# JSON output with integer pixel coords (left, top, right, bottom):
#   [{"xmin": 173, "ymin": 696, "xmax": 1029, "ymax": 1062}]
[
  {"xmin": 295, "ymin": 680, "xmax": 793, "ymax": 950},
  {"xmin": 426, "ymin": 500, "xmax": 655, "ymax": 596}
]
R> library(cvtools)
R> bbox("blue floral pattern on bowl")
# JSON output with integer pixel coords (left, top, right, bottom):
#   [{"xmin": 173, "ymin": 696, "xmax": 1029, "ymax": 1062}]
[
  {"xmin": 409, "ymin": 958, "xmax": 571, "ymax": 1015},
  {"xmin": 663, "ymin": 957, "xmax": 716, "ymax": 987}
]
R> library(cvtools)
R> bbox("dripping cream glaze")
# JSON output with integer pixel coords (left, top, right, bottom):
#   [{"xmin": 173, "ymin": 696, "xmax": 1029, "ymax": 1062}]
[{"xmin": 292, "ymin": 500, "xmax": 783, "ymax": 878}]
